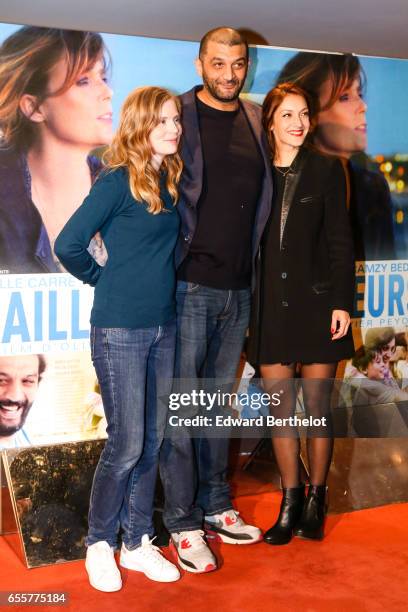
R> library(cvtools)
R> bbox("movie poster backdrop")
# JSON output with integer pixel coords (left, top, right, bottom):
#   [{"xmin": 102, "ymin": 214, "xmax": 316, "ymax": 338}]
[{"xmin": 1, "ymin": 23, "xmax": 408, "ymax": 449}]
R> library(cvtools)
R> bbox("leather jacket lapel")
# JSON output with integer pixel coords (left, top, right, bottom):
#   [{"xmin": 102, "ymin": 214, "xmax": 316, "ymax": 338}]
[{"xmin": 280, "ymin": 147, "xmax": 308, "ymax": 248}]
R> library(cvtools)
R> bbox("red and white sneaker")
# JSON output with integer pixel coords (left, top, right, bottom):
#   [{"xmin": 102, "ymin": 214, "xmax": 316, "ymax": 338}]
[
  {"xmin": 205, "ymin": 509, "xmax": 263, "ymax": 544},
  {"xmin": 171, "ymin": 530, "xmax": 217, "ymax": 574}
]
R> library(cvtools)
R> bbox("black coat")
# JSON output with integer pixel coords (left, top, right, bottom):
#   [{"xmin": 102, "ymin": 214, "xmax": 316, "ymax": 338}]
[{"xmin": 248, "ymin": 146, "xmax": 355, "ymax": 365}]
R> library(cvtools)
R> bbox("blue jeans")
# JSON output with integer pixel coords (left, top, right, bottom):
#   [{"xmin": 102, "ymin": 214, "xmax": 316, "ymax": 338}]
[
  {"xmin": 160, "ymin": 282, "xmax": 251, "ymax": 532},
  {"xmin": 87, "ymin": 321, "xmax": 176, "ymax": 549}
]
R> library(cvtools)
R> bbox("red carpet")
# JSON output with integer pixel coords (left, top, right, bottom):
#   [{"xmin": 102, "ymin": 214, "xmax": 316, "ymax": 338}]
[{"xmin": 0, "ymin": 492, "xmax": 407, "ymax": 612}]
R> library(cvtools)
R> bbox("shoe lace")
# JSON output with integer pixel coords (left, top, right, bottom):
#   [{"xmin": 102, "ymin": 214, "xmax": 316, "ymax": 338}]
[
  {"xmin": 92, "ymin": 542, "xmax": 116, "ymax": 570},
  {"xmin": 178, "ymin": 530, "xmax": 207, "ymax": 549},
  {"xmin": 140, "ymin": 536, "xmax": 167, "ymax": 565}
]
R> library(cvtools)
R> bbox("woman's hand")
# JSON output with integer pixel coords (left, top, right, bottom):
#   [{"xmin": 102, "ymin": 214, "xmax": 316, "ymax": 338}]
[
  {"xmin": 331, "ymin": 310, "xmax": 350, "ymax": 340},
  {"xmin": 94, "ymin": 232, "xmax": 103, "ymax": 248},
  {"xmin": 88, "ymin": 232, "xmax": 108, "ymax": 266}
]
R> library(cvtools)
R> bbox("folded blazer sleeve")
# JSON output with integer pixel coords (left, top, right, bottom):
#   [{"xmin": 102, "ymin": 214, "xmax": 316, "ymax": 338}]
[{"xmin": 323, "ymin": 159, "xmax": 355, "ymax": 312}]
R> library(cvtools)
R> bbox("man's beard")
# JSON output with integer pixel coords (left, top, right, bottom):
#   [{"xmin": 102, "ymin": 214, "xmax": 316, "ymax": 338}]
[
  {"xmin": 202, "ymin": 72, "xmax": 246, "ymax": 103},
  {"xmin": 0, "ymin": 400, "xmax": 32, "ymax": 436}
]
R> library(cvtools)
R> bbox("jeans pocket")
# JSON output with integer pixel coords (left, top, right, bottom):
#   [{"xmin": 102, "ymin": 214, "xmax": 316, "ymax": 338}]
[{"xmin": 176, "ymin": 280, "xmax": 200, "ymax": 293}]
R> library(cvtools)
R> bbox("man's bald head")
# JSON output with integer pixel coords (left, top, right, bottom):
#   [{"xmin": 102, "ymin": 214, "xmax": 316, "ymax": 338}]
[{"xmin": 199, "ymin": 27, "xmax": 248, "ymax": 60}]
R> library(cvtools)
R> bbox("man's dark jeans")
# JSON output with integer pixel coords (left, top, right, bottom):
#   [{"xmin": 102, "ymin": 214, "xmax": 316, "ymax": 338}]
[{"xmin": 160, "ymin": 281, "xmax": 251, "ymax": 533}]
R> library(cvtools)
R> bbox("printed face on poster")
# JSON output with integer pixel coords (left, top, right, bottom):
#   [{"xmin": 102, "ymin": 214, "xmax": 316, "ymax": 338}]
[{"xmin": 0, "ymin": 22, "xmax": 408, "ymax": 447}]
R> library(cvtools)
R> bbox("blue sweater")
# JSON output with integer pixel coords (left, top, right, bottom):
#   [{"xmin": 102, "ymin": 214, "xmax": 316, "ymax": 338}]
[{"xmin": 55, "ymin": 167, "xmax": 180, "ymax": 328}]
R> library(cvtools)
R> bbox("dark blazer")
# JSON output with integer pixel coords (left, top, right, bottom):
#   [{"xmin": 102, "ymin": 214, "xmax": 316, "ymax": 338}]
[
  {"xmin": 175, "ymin": 86, "xmax": 273, "ymax": 284},
  {"xmin": 248, "ymin": 146, "xmax": 355, "ymax": 364}
]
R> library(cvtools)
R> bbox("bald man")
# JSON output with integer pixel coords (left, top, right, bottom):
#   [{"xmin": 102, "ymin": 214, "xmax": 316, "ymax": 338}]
[{"xmin": 160, "ymin": 27, "xmax": 273, "ymax": 573}]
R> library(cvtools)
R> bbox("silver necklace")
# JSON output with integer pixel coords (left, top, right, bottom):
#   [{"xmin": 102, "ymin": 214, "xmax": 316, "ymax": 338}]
[{"xmin": 274, "ymin": 164, "xmax": 291, "ymax": 178}]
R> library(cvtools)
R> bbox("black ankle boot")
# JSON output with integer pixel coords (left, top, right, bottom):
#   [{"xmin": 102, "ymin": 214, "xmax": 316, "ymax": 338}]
[
  {"xmin": 294, "ymin": 485, "xmax": 327, "ymax": 540},
  {"xmin": 264, "ymin": 485, "xmax": 305, "ymax": 545}
]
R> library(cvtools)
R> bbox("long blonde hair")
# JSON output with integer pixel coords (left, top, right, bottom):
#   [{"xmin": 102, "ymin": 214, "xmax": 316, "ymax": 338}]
[
  {"xmin": 0, "ymin": 26, "xmax": 107, "ymax": 149},
  {"xmin": 103, "ymin": 86, "xmax": 183, "ymax": 214}
]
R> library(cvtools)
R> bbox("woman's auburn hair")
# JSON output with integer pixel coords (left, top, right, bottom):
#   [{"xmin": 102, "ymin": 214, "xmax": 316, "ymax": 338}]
[
  {"xmin": 262, "ymin": 82, "xmax": 314, "ymax": 157},
  {"xmin": 0, "ymin": 26, "xmax": 107, "ymax": 149},
  {"xmin": 103, "ymin": 86, "xmax": 183, "ymax": 215}
]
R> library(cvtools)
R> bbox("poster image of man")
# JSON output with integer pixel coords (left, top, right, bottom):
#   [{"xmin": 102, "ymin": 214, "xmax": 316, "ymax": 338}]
[
  {"xmin": 0, "ymin": 354, "xmax": 45, "ymax": 448},
  {"xmin": 0, "ymin": 350, "xmax": 107, "ymax": 448},
  {"xmin": 0, "ymin": 26, "xmax": 112, "ymax": 273}
]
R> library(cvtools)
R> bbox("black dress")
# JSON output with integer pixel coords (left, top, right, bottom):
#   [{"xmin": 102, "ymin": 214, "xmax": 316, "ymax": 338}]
[{"xmin": 248, "ymin": 147, "xmax": 355, "ymax": 365}]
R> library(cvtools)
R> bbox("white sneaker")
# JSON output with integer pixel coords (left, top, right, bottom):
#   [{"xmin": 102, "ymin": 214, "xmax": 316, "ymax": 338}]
[
  {"xmin": 205, "ymin": 509, "xmax": 262, "ymax": 544},
  {"xmin": 85, "ymin": 541, "xmax": 122, "ymax": 592},
  {"xmin": 120, "ymin": 534, "xmax": 180, "ymax": 582},
  {"xmin": 171, "ymin": 530, "xmax": 217, "ymax": 574}
]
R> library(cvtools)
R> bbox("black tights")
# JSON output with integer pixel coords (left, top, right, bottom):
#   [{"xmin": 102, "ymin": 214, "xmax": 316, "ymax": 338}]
[{"xmin": 260, "ymin": 362, "xmax": 337, "ymax": 489}]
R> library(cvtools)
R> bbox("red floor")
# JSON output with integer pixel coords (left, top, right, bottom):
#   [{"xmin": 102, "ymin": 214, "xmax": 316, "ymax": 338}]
[{"xmin": 1, "ymin": 492, "xmax": 407, "ymax": 612}]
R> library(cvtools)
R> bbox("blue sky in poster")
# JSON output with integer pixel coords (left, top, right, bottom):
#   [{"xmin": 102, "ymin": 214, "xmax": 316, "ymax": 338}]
[{"xmin": 1, "ymin": 23, "xmax": 408, "ymax": 156}]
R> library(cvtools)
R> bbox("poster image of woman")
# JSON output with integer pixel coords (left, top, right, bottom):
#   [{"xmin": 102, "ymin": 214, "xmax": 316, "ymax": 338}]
[
  {"xmin": 0, "ymin": 26, "xmax": 113, "ymax": 273},
  {"xmin": 276, "ymin": 52, "xmax": 396, "ymax": 261}
]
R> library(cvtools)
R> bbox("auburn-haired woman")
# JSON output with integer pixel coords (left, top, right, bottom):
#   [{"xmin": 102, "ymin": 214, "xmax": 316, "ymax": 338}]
[
  {"xmin": 55, "ymin": 86, "xmax": 182, "ymax": 590},
  {"xmin": 0, "ymin": 26, "xmax": 112, "ymax": 272},
  {"xmin": 248, "ymin": 83, "xmax": 354, "ymax": 545},
  {"xmin": 276, "ymin": 52, "xmax": 395, "ymax": 260}
]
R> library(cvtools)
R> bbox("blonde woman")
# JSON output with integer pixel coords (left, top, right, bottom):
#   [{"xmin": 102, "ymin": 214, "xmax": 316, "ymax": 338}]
[
  {"xmin": 0, "ymin": 26, "xmax": 112, "ymax": 272},
  {"xmin": 55, "ymin": 86, "xmax": 182, "ymax": 590}
]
